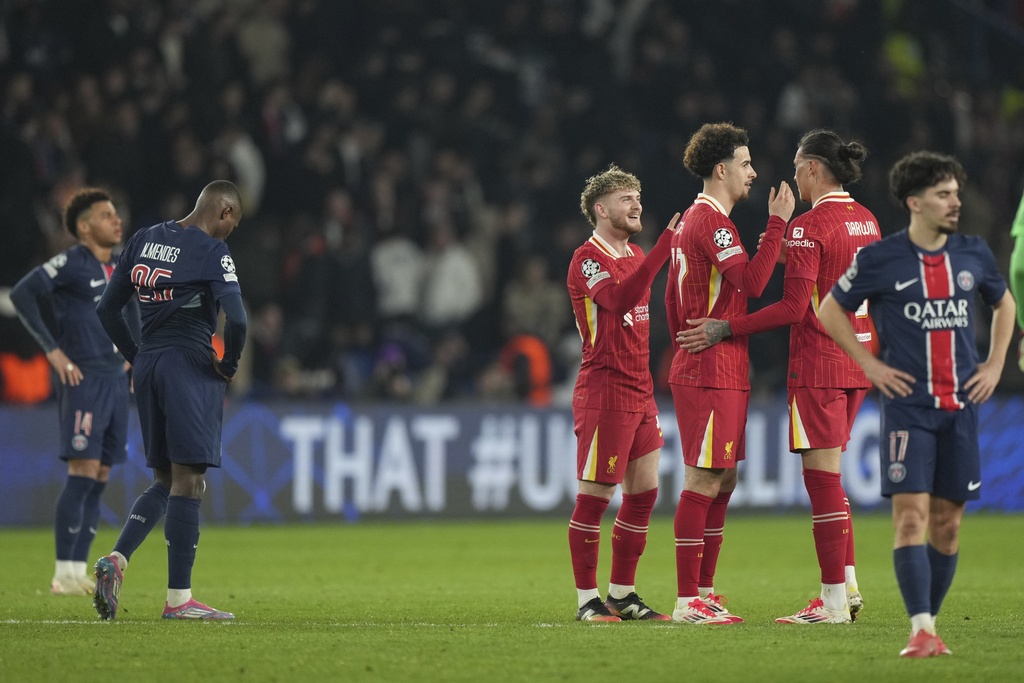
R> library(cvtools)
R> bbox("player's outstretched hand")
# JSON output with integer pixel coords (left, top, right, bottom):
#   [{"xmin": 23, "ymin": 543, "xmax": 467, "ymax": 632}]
[
  {"xmin": 964, "ymin": 359, "xmax": 1002, "ymax": 404},
  {"xmin": 210, "ymin": 350, "xmax": 233, "ymax": 383},
  {"xmin": 862, "ymin": 356, "xmax": 915, "ymax": 399},
  {"xmin": 664, "ymin": 211, "xmax": 682, "ymax": 233},
  {"xmin": 768, "ymin": 181, "xmax": 795, "ymax": 222},
  {"xmin": 677, "ymin": 318, "xmax": 730, "ymax": 352}
]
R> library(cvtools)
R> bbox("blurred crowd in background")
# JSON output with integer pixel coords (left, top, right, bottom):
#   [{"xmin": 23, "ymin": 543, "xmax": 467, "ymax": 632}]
[{"xmin": 2, "ymin": 0, "xmax": 1024, "ymax": 405}]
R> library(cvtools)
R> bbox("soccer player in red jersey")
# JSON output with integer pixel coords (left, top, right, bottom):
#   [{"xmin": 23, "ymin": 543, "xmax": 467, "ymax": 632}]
[
  {"xmin": 680, "ymin": 130, "xmax": 882, "ymax": 624},
  {"xmin": 566, "ymin": 164, "xmax": 680, "ymax": 622},
  {"xmin": 665, "ymin": 123, "xmax": 794, "ymax": 624}
]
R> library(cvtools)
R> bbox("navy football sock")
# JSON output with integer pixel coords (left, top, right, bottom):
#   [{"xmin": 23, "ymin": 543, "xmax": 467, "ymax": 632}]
[
  {"xmin": 927, "ymin": 543, "xmax": 958, "ymax": 616},
  {"xmin": 72, "ymin": 481, "xmax": 106, "ymax": 562},
  {"xmin": 112, "ymin": 482, "xmax": 170, "ymax": 561},
  {"xmin": 893, "ymin": 545, "xmax": 932, "ymax": 616},
  {"xmin": 165, "ymin": 496, "xmax": 201, "ymax": 590},
  {"xmin": 54, "ymin": 475, "xmax": 96, "ymax": 561}
]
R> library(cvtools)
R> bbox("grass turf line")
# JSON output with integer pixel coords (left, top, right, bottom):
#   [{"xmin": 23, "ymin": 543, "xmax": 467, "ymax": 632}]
[{"xmin": 1, "ymin": 513, "xmax": 1022, "ymax": 682}]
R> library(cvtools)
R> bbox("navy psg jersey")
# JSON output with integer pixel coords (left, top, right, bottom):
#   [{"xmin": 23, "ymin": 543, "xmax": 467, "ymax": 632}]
[
  {"xmin": 30, "ymin": 244, "xmax": 123, "ymax": 371},
  {"xmin": 830, "ymin": 230, "xmax": 1006, "ymax": 410},
  {"xmin": 108, "ymin": 221, "xmax": 240, "ymax": 352}
]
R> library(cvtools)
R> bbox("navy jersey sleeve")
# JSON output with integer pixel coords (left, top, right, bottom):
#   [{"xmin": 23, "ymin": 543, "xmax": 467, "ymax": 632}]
[
  {"xmin": 202, "ymin": 242, "xmax": 242, "ymax": 301},
  {"xmin": 96, "ymin": 261, "xmax": 140, "ymax": 362},
  {"xmin": 971, "ymin": 237, "xmax": 1008, "ymax": 306},
  {"xmin": 830, "ymin": 242, "xmax": 883, "ymax": 312},
  {"xmin": 10, "ymin": 268, "xmax": 58, "ymax": 352}
]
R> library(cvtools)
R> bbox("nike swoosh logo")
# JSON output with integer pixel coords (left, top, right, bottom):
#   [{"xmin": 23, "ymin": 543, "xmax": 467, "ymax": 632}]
[
  {"xmin": 584, "ymin": 538, "xmax": 599, "ymax": 544},
  {"xmin": 967, "ymin": 480, "xmax": 981, "ymax": 491},
  {"xmin": 68, "ymin": 526, "xmax": 81, "ymax": 534},
  {"xmin": 895, "ymin": 278, "xmax": 919, "ymax": 291},
  {"xmin": 90, "ymin": 278, "xmax": 106, "ymax": 288}
]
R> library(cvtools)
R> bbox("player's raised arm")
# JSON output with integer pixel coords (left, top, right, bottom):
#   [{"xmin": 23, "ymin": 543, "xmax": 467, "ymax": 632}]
[{"xmin": 592, "ymin": 212, "xmax": 681, "ymax": 315}]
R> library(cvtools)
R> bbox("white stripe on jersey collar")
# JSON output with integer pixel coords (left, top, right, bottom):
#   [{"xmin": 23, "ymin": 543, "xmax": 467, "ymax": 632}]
[
  {"xmin": 589, "ymin": 231, "xmax": 635, "ymax": 258},
  {"xmin": 812, "ymin": 191, "xmax": 852, "ymax": 208},
  {"xmin": 695, "ymin": 193, "xmax": 727, "ymax": 215}
]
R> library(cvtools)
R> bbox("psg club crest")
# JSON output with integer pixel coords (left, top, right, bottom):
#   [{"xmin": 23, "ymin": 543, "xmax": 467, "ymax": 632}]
[
  {"xmin": 887, "ymin": 462, "xmax": 906, "ymax": 483},
  {"xmin": 220, "ymin": 255, "xmax": 236, "ymax": 273},
  {"xmin": 956, "ymin": 270, "xmax": 974, "ymax": 291},
  {"xmin": 713, "ymin": 228, "xmax": 733, "ymax": 248},
  {"xmin": 581, "ymin": 259, "xmax": 601, "ymax": 277},
  {"xmin": 71, "ymin": 435, "xmax": 88, "ymax": 451}
]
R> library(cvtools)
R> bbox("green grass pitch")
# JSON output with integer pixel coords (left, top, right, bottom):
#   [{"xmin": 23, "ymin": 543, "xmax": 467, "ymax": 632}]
[{"xmin": 1, "ymin": 513, "xmax": 1022, "ymax": 682}]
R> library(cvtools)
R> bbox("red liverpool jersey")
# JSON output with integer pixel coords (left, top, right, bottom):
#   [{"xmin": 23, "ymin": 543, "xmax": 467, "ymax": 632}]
[
  {"xmin": 785, "ymin": 191, "xmax": 881, "ymax": 388},
  {"xmin": 666, "ymin": 194, "xmax": 753, "ymax": 390},
  {"xmin": 568, "ymin": 232, "xmax": 655, "ymax": 412}
]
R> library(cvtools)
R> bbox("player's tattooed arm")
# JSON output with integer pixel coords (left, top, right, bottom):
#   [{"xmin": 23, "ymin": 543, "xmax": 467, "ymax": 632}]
[{"xmin": 677, "ymin": 318, "xmax": 732, "ymax": 352}]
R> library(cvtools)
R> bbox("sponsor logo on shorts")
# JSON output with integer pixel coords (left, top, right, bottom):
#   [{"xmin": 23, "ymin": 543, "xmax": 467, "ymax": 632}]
[
  {"xmin": 967, "ymin": 480, "xmax": 981, "ymax": 491},
  {"xmin": 887, "ymin": 462, "xmax": 906, "ymax": 483}
]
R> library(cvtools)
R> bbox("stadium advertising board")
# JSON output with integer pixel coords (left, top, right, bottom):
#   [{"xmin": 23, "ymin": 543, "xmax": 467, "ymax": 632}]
[{"xmin": 1, "ymin": 397, "xmax": 1021, "ymax": 525}]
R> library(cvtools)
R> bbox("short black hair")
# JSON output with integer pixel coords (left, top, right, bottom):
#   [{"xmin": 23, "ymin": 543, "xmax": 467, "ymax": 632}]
[
  {"xmin": 888, "ymin": 151, "xmax": 966, "ymax": 211},
  {"xmin": 63, "ymin": 188, "xmax": 112, "ymax": 237},
  {"xmin": 683, "ymin": 123, "xmax": 749, "ymax": 179}
]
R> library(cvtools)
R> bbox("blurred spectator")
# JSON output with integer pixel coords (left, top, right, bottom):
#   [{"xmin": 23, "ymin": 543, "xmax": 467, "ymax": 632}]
[{"xmin": 3, "ymin": 0, "xmax": 1024, "ymax": 402}]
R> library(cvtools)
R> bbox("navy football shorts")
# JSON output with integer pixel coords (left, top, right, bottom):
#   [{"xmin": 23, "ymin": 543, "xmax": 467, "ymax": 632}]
[
  {"xmin": 57, "ymin": 371, "xmax": 129, "ymax": 466},
  {"xmin": 879, "ymin": 401, "xmax": 980, "ymax": 502},
  {"xmin": 133, "ymin": 347, "xmax": 226, "ymax": 469}
]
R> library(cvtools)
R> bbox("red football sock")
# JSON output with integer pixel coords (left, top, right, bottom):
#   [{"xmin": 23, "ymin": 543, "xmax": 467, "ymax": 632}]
[
  {"xmin": 675, "ymin": 490, "xmax": 713, "ymax": 597},
  {"xmin": 568, "ymin": 493, "xmax": 609, "ymax": 590},
  {"xmin": 610, "ymin": 488, "xmax": 657, "ymax": 587},
  {"xmin": 699, "ymin": 490, "xmax": 732, "ymax": 590},
  {"xmin": 844, "ymin": 494, "xmax": 856, "ymax": 568},
  {"xmin": 803, "ymin": 469, "xmax": 848, "ymax": 585}
]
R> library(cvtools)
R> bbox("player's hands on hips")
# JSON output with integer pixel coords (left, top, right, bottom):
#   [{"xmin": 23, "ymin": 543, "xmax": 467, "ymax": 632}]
[
  {"xmin": 210, "ymin": 350, "xmax": 233, "ymax": 383},
  {"xmin": 768, "ymin": 181, "xmax": 795, "ymax": 222},
  {"xmin": 677, "ymin": 318, "xmax": 730, "ymax": 352},
  {"xmin": 46, "ymin": 348, "xmax": 81, "ymax": 386},
  {"xmin": 964, "ymin": 360, "xmax": 1003, "ymax": 404},
  {"xmin": 862, "ymin": 356, "xmax": 915, "ymax": 399}
]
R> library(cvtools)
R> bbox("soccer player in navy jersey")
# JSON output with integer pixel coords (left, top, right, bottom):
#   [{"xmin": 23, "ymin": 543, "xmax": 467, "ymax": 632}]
[
  {"xmin": 819, "ymin": 152, "xmax": 1015, "ymax": 657},
  {"xmin": 566, "ymin": 164, "xmax": 680, "ymax": 622},
  {"xmin": 665, "ymin": 122, "xmax": 794, "ymax": 624},
  {"xmin": 11, "ymin": 188, "xmax": 138, "ymax": 596},
  {"xmin": 679, "ymin": 130, "xmax": 881, "ymax": 624},
  {"xmin": 92, "ymin": 180, "xmax": 247, "ymax": 620}
]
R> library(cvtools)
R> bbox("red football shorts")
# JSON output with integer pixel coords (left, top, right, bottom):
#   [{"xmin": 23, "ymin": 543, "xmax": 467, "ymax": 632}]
[
  {"xmin": 788, "ymin": 386, "xmax": 868, "ymax": 453},
  {"xmin": 573, "ymin": 406, "xmax": 664, "ymax": 484},
  {"xmin": 671, "ymin": 385, "xmax": 748, "ymax": 469}
]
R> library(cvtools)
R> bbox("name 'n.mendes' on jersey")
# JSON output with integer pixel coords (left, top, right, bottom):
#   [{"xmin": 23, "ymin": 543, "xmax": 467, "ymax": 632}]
[
  {"xmin": 831, "ymin": 230, "xmax": 1006, "ymax": 410},
  {"xmin": 568, "ymin": 232, "xmax": 654, "ymax": 413},
  {"xmin": 111, "ymin": 220, "xmax": 241, "ymax": 351},
  {"xmin": 785, "ymin": 191, "xmax": 880, "ymax": 388}
]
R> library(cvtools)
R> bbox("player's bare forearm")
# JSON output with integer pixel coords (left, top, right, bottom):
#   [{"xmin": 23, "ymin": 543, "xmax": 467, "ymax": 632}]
[
  {"xmin": 677, "ymin": 318, "xmax": 731, "ymax": 352},
  {"xmin": 966, "ymin": 290, "xmax": 1016, "ymax": 400},
  {"xmin": 819, "ymin": 294, "xmax": 915, "ymax": 398}
]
